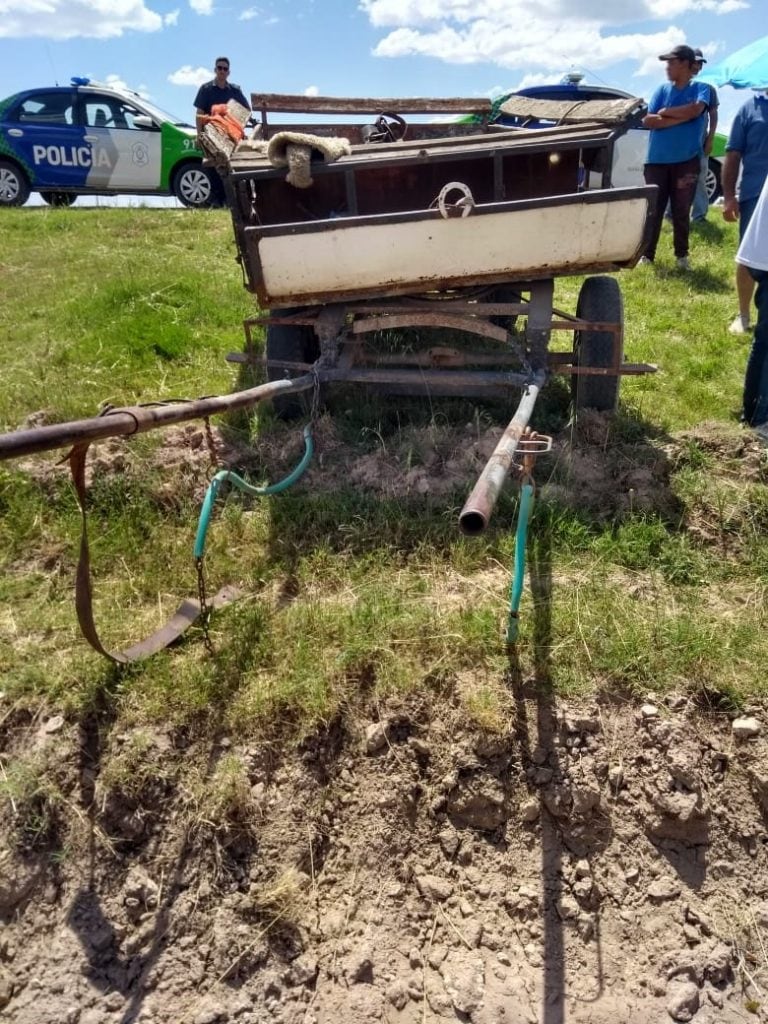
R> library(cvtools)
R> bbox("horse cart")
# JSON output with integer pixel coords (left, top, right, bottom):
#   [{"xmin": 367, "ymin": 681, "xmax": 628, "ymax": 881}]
[
  {"xmin": 0, "ymin": 90, "xmax": 658, "ymax": 660},
  {"xmin": 202, "ymin": 89, "xmax": 657, "ymax": 533}
]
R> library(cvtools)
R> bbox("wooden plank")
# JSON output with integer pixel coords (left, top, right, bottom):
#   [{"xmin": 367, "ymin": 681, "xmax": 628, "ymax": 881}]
[
  {"xmin": 227, "ymin": 122, "xmax": 615, "ymax": 173},
  {"xmin": 498, "ymin": 95, "xmax": 645, "ymax": 124},
  {"xmin": 251, "ymin": 93, "xmax": 493, "ymax": 115}
]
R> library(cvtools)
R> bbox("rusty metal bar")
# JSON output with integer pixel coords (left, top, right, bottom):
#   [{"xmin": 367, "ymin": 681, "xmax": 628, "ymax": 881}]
[
  {"xmin": 0, "ymin": 375, "xmax": 315, "ymax": 462},
  {"xmin": 562, "ymin": 362, "xmax": 656, "ymax": 376},
  {"xmin": 350, "ymin": 314, "xmax": 509, "ymax": 344},
  {"xmin": 225, "ymin": 350, "xmax": 657, "ymax": 379},
  {"xmin": 319, "ymin": 367, "xmax": 529, "ymax": 388},
  {"xmin": 250, "ymin": 308, "xmax": 623, "ymax": 333},
  {"xmin": 459, "ymin": 369, "xmax": 547, "ymax": 536}
]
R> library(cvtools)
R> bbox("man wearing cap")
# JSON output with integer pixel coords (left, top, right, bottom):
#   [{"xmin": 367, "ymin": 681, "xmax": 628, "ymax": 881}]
[
  {"xmin": 640, "ymin": 44, "xmax": 710, "ymax": 270},
  {"xmin": 691, "ymin": 49, "xmax": 719, "ymax": 222},
  {"xmin": 722, "ymin": 88, "xmax": 768, "ymax": 334}
]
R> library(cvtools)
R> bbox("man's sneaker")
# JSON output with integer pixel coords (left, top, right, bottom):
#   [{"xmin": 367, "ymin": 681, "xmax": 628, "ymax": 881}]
[
  {"xmin": 676, "ymin": 256, "xmax": 691, "ymax": 271},
  {"xmin": 754, "ymin": 422, "xmax": 768, "ymax": 444},
  {"xmin": 637, "ymin": 256, "xmax": 653, "ymax": 265},
  {"xmin": 728, "ymin": 314, "xmax": 752, "ymax": 335}
]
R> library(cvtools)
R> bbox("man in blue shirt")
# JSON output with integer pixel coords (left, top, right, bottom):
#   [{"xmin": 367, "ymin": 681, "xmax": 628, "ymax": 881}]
[
  {"xmin": 639, "ymin": 44, "xmax": 710, "ymax": 270},
  {"xmin": 722, "ymin": 90, "xmax": 768, "ymax": 334},
  {"xmin": 691, "ymin": 49, "xmax": 719, "ymax": 222},
  {"xmin": 194, "ymin": 57, "xmax": 249, "ymax": 133}
]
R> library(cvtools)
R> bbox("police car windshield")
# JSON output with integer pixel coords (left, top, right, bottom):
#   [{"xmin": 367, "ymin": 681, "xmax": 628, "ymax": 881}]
[{"xmin": 131, "ymin": 95, "xmax": 193, "ymax": 128}]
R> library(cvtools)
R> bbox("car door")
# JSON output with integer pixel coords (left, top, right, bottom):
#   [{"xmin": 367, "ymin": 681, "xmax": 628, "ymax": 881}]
[
  {"xmin": 79, "ymin": 94, "xmax": 161, "ymax": 191},
  {"xmin": 5, "ymin": 89, "xmax": 85, "ymax": 190}
]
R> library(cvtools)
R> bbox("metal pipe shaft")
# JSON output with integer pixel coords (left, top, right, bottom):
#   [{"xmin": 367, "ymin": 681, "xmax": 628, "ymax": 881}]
[
  {"xmin": 0, "ymin": 375, "xmax": 315, "ymax": 461},
  {"xmin": 458, "ymin": 369, "xmax": 547, "ymax": 536}
]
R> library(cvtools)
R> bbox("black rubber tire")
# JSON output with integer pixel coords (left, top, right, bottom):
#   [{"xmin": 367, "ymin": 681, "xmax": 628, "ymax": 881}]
[
  {"xmin": 571, "ymin": 276, "xmax": 623, "ymax": 413},
  {"xmin": 266, "ymin": 309, "xmax": 320, "ymax": 419},
  {"xmin": 172, "ymin": 162, "xmax": 218, "ymax": 208},
  {"xmin": 705, "ymin": 158, "xmax": 722, "ymax": 203},
  {"xmin": 39, "ymin": 191, "xmax": 77, "ymax": 207},
  {"xmin": 489, "ymin": 284, "xmax": 521, "ymax": 332},
  {"xmin": 0, "ymin": 160, "xmax": 30, "ymax": 207}
]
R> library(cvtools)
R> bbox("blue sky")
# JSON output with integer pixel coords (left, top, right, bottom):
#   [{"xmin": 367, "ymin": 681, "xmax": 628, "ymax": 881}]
[{"xmin": 0, "ymin": 0, "xmax": 762, "ymax": 133}]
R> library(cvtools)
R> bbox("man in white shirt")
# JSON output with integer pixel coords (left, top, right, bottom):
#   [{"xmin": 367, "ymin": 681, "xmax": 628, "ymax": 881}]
[{"xmin": 736, "ymin": 172, "xmax": 768, "ymax": 440}]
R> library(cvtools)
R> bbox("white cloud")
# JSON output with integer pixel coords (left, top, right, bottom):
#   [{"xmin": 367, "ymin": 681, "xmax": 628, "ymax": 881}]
[
  {"xmin": 373, "ymin": 22, "xmax": 684, "ymax": 74},
  {"xmin": 164, "ymin": 8, "xmax": 180, "ymax": 25},
  {"xmin": 96, "ymin": 73, "xmax": 153, "ymax": 98},
  {"xmin": 189, "ymin": 0, "xmax": 213, "ymax": 13},
  {"xmin": 168, "ymin": 64, "xmax": 211, "ymax": 86},
  {"xmin": 103, "ymin": 73, "xmax": 132, "ymax": 92},
  {"xmin": 359, "ymin": 0, "xmax": 748, "ymax": 79},
  {"xmin": 360, "ymin": 0, "xmax": 746, "ymax": 24},
  {"xmin": 239, "ymin": 5, "xmax": 259, "ymax": 18},
  {"xmin": 305, "ymin": 85, "xmax": 320, "ymax": 96},
  {"xmin": 511, "ymin": 72, "xmax": 563, "ymax": 91},
  {"xmin": 0, "ymin": 0, "xmax": 163, "ymax": 39}
]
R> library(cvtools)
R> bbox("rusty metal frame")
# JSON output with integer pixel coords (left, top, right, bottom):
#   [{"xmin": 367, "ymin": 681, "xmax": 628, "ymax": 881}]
[{"xmin": 236, "ymin": 289, "xmax": 656, "ymax": 389}]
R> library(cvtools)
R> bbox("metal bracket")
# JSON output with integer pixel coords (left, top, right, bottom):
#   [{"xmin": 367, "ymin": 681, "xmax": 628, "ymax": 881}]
[{"xmin": 313, "ymin": 304, "xmax": 348, "ymax": 365}]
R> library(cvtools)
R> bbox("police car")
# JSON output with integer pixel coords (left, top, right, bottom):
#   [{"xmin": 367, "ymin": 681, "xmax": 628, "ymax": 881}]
[{"xmin": 0, "ymin": 78, "xmax": 221, "ymax": 208}]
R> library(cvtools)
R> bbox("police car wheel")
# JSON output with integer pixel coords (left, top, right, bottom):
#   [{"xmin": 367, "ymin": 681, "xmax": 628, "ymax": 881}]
[
  {"xmin": 705, "ymin": 159, "xmax": 722, "ymax": 203},
  {"xmin": 0, "ymin": 160, "xmax": 30, "ymax": 207},
  {"xmin": 173, "ymin": 164, "xmax": 215, "ymax": 208},
  {"xmin": 40, "ymin": 191, "xmax": 77, "ymax": 207}
]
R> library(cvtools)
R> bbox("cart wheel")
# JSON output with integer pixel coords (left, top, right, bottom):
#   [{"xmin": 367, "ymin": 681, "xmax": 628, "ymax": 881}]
[
  {"xmin": 489, "ymin": 284, "xmax": 521, "ymax": 332},
  {"xmin": 571, "ymin": 276, "xmax": 623, "ymax": 413},
  {"xmin": 266, "ymin": 309, "xmax": 320, "ymax": 419}
]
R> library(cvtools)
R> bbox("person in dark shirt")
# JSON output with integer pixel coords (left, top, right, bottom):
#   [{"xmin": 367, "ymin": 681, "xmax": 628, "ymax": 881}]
[{"xmin": 194, "ymin": 57, "xmax": 249, "ymax": 132}]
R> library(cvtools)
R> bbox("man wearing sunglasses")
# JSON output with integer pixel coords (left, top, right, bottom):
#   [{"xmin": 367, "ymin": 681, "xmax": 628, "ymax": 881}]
[{"xmin": 194, "ymin": 58, "xmax": 249, "ymax": 132}]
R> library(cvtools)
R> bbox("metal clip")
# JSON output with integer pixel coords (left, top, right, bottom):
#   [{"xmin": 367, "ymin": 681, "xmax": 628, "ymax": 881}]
[{"xmin": 516, "ymin": 428, "xmax": 553, "ymax": 484}]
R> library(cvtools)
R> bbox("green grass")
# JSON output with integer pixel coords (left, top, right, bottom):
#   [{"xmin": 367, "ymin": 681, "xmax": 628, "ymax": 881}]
[{"xmin": 0, "ymin": 206, "xmax": 767, "ymax": 749}]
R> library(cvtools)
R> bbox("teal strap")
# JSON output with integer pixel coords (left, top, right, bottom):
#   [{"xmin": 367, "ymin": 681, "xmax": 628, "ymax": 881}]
[
  {"xmin": 506, "ymin": 482, "xmax": 535, "ymax": 645},
  {"xmin": 194, "ymin": 424, "xmax": 313, "ymax": 560}
]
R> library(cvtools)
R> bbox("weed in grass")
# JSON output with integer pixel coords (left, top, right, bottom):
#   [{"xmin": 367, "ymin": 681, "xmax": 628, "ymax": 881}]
[
  {"xmin": 460, "ymin": 681, "xmax": 514, "ymax": 734},
  {"xmin": 99, "ymin": 729, "xmax": 166, "ymax": 800},
  {"xmin": 243, "ymin": 867, "xmax": 308, "ymax": 921},
  {"xmin": 0, "ymin": 755, "xmax": 63, "ymax": 849},
  {"xmin": 195, "ymin": 752, "xmax": 259, "ymax": 834}
]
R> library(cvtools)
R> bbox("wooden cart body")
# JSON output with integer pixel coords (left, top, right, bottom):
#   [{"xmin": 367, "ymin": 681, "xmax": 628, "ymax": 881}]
[{"xmin": 214, "ymin": 94, "xmax": 656, "ymax": 307}]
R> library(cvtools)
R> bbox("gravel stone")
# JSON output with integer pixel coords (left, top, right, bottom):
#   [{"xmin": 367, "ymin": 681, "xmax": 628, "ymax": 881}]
[
  {"xmin": 415, "ymin": 874, "xmax": 452, "ymax": 902},
  {"xmin": 666, "ymin": 981, "xmax": 700, "ymax": 1021},
  {"xmin": 648, "ymin": 877, "xmax": 681, "ymax": 903},
  {"xmin": 732, "ymin": 716, "xmax": 762, "ymax": 739},
  {"xmin": 364, "ymin": 722, "xmax": 388, "ymax": 753}
]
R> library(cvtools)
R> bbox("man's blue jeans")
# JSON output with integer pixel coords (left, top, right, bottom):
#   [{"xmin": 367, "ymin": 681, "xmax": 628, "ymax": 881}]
[
  {"xmin": 744, "ymin": 268, "xmax": 768, "ymax": 426},
  {"xmin": 691, "ymin": 155, "xmax": 710, "ymax": 221}
]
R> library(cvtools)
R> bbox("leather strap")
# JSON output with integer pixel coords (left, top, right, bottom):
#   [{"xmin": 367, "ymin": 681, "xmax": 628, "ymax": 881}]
[{"xmin": 69, "ymin": 442, "xmax": 239, "ymax": 663}]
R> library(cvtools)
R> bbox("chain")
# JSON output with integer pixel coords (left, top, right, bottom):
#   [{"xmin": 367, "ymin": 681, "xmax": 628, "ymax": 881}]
[
  {"xmin": 195, "ymin": 556, "xmax": 214, "ymax": 654},
  {"xmin": 309, "ymin": 367, "xmax": 322, "ymax": 425},
  {"xmin": 202, "ymin": 416, "xmax": 219, "ymax": 475}
]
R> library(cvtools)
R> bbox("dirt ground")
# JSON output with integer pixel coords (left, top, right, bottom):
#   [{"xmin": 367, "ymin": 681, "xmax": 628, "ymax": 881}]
[
  {"xmin": 2, "ymin": 692, "xmax": 768, "ymax": 1024},
  {"xmin": 3, "ymin": 416, "xmax": 768, "ymax": 1024}
]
